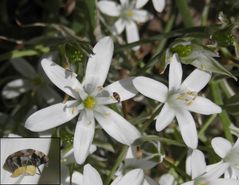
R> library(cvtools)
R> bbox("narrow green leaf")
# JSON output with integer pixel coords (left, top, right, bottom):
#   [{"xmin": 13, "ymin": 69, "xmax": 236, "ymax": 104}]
[
  {"xmin": 224, "ymin": 93, "xmax": 239, "ymax": 115},
  {"xmin": 175, "ymin": 0, "xmax": 194, "ymax": 27}
]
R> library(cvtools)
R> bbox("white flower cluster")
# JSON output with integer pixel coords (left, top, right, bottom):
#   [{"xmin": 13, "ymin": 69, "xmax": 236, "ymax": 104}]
[
  {"xmin": 2, "ymin": 0, "xmax": 236, "ymax": 184},
  {"xmin": 23, "ymin": 35, "xmax": 239, "ymax": 184}
]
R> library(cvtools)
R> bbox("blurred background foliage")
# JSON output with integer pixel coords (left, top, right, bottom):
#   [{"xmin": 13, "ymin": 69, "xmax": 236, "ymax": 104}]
[{"xmin": 1, "ymin": 0, "xmax": 239, "ymax": 183}]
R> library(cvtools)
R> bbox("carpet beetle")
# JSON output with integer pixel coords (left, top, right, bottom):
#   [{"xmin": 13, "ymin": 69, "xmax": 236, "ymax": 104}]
[
  {"xmin": 3, "ymin": 149, "xmax": 49, "ymax": 178},
  {"xmin": 113, "ymin": 92, "xmax": 120, "ymax": 102}
]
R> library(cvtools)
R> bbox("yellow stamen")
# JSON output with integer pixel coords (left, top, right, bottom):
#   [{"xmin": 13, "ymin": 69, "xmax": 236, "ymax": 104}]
[
  {"xmin": 84, "ymin": 96, "xmax": 96, "ymax": 109},
  {"xmin": 176, "ymin": 91, "xmax": 197, "ymax": 105},
  {"xmin": 71, "ymin": 106, "xmax": 77, "ymax": 114}
]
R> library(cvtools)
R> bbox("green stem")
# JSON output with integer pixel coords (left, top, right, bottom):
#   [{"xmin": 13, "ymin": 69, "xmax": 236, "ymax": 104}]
[
  {"xmin": 210, "ymin": 81, "xmax": 233, "ymax": 142},
  {"xmin": 198, "ymin": 114, "xmax": 217, "ymax": 141},
  {"xmin": 154, "ymin": 15, "xmax": 175, "ymax": 54},
  {"xmin": 140, "ymin": 104, "xmax": 163, "ymax": 132},
  {"xmin": 163, "ymin": 158, "xmax": 190, "ymax": 179},
  {"xmin": 104, "ymin": 146, "xmax": 128, "ymax": 185},
  {"xmin": 175, "ymin": 0, "xmax": 194, "ymax": 27}
]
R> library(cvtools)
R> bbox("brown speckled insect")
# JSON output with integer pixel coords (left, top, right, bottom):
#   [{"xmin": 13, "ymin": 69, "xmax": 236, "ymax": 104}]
[
  {"xmin": 113, "ymin": 92, "xmax": 120, "ymax": 102},
  {"xmin": 3, "ymin": 149, "xmax": 49, "ymax": 178}
]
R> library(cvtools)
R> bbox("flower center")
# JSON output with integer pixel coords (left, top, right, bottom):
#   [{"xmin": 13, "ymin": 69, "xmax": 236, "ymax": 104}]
[
  {"xmin": 125, "ymin": 9, "xmax": 134, "ymax": 17},
  {"xmin": 121, "ymin": 7, "xmax": 134, "ymax": 20},
  {"xmin": 176, "ymin": 91, "xmax": 197, "ymax": 106},
  {"xmin": 83, "ymin": 96, "xmax": 96, "ymax": 109},
  {"xmin": 167, "ymin": 90, "xmax": 198, "ymax": 110},
  {"xmin": 199, "ymin": 183, "xmax": 206, "ymax": 185}
]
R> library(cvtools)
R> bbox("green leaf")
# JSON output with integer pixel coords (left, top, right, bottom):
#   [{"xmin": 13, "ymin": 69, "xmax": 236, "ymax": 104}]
[
  {"xmin": 224, "ymin": 93, "xmax": 239, "ymax": 116},
  {"xmin": 93, "ymin": 139, "xmax": 115, "ymax": 153},
  {"xmin": 84, "ymin": 0, "xmax": 96, "ymax": 36},
  {"xmin": 0, "ymin": 45, "xmax": 50, "ymax": 62},
  {"xmin": 11, "ymin": 58, "xmax": 36, "ymax": 79}
]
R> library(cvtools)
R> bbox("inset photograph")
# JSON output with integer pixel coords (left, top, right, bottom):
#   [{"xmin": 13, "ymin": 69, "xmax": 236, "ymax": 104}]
[{"xmin": 1, "ymin": 137, "xmax": 60, "ymax": 184}]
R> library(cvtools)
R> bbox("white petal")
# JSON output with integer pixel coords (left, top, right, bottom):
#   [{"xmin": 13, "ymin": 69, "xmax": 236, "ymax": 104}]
[
  {"xmin": 132, "ymin": 10, "xmax": 151, "ymax": 23},
  {"xmin": 202, "ymin": 162, "xmax": 230, "ymax": 181},
  {"xmin": 152, "ymin": 0, "xmax": 165, "ymax": 12},
  {"xmin": 159, "ymin": 174, "xmax": 176, "ymax": 185},
  {"xmin": 2, "ymin": 79, "xmax": 31, "ymax": 99},
  {"xmin": 181, "ymin": 69, "xmax": 211, "ymax": 93},
  {"xmin": 133, "ymin": 76, "xmax": 168, "ymax": 102},
  {"xmin": 136, "ymin": 0, "xmax": 148, "ymax": 8},
  {"xmin": 125, "ymin": 21, "xmax": 140, "ymax": 50},
  {"xmin": 41, "ymin": 59, "xmax": 86, "ymax": 99},
  {"xmin": 83, "ymin": 37, "xmax": 114, "ymax": 93},
  {"xmin": 113, "ymin": 169, "xmax": 144, "ymax": 185},
  {"xmin": 175, "ymin": 110, "xmax": 198, "ymax": 149},
  {"xmin": 186, "ymin": 150, "xmax": 193, "ymax": 176},
  {"xmin": 156, "ymin": 103, "xmax": 175, "ymax": 131},
  {"xmin": 181, "ymin": 182, "xmax": 194, "ymax": 185},
  {"xmin": 98, "ymin": 77, "xmax": 138, "ymax": 104},
  {"xmin": 83, "ymin": 164, "xmax": 103, "ymax": 185},
  {"xmin": 187, "ymin": 96, "xmax": 222, "ymax": 115},
  {"xmin": 97, "ymin": 1, "xmax": 120, "ymax": 16},
  {"xmin": 25, "ymin": 100, "xmax": 80, "ymax": 132},
  {"xmin": 143, "ymin": 176, "xmax": 158, "ymax": 185},
  {"xmin": 94, "ymin": 106, "xmax": 141, "ymax": 145},
  {"xmin": 74, "ymin": 111, "xmax": 95, "ymax": 164},
  {"xmin": 169, "ymin": 54, "xmax": 182, "ymax": 91},
  {"xmin": 113, "ymin": 18, "xmax": 126, "ymax": 35},
  {"xmin": 211, "ymin": 137, "xmax": 232, "ymax": 158},
  {"xmin": 191, "ymin": 149, "xmax": 206, "ymax": 179},
  {"xmin": 209, "ymin": 179, "xmax": 239, "ymax": 185}
]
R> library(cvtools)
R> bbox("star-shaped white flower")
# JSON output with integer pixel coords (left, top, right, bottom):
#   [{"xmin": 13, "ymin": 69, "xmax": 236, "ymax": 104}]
[
  {"xmin": 25, "ymin": 37, "xmax": 141, "ymax": 164},
  {"xmin": 182, "ymin": 149, "xmax": 239, "ymax": 185},
  {"xmin": 65, "ymin": 164, "xmax": 144, "ymax": 185},
  {"xmin": 209, "ymin": 137, "xmax": 239, "ymax": 179},
  {"xmin": 133, "ymin": 54, "xmax": 222, "ymax": 149},
  {"xmin": 97, "ymin": 0, "xmax": 152, "ymax": 50},
  {"xmin": 136, "ymin": 0, "xmax": 165, "ymax": 13}
]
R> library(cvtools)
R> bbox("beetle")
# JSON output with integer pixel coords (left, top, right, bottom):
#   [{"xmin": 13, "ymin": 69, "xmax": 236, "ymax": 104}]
[
  {"xmin": 113, "ymin": 92, "xmax": 121, "ymax": 102},
  {"xmin": 3, "ymin": 149, "xmax": 49, "ymax": 178}
]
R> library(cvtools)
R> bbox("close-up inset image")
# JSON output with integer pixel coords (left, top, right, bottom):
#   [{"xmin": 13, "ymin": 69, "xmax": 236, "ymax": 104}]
[{"xmin": 1, "ymin": 137, "xmax": 60, "ymax": 184}]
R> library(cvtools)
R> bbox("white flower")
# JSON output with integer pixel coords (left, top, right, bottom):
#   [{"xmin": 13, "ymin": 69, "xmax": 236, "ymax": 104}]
[
  {"xmin": 97, "ymin": 0, "xmax": 152, "ymax": 50},
  {"xmin": 133, "ymin": 54, "xmax": 222, "ymax": 149},
  {"xmin": 136, "ymin": 0, "xmax": 165, "ymax": 13},
  {"xmin": 65, "ymin": 164, "xmax": 144, "ymax": 185},
  {"xmin": 210, "ymin": 137, "xmax": 239, "ymax": 179},
  {"xmin": 182, "ymin": 149, "xmax": 239, "ymax": 185},
  {"xmin": 1, "ymin": 134, "xmax": 51, "ymax": 184},
  {"xmin": 25, "ymin": 37, "xmax": 141, "ymax": 164}
]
